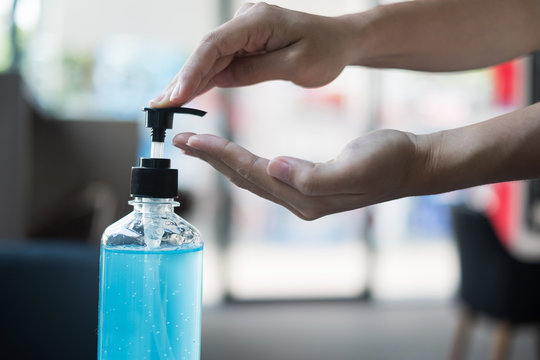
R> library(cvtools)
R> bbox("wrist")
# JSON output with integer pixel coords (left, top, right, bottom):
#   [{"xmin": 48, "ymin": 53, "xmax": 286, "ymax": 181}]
[
  {"xmin": 404, "ymin": 131, "xmax": 440, "ymax": 197},
  {"xmin": 336, "ymin": 8, "xmax": 382, "ymax": 66}
]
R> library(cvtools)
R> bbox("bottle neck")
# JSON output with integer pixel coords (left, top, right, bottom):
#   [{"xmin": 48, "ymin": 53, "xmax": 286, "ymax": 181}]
[{"xmin": 129, "ymin": 197, "xmax": 179, "ymax": 214}]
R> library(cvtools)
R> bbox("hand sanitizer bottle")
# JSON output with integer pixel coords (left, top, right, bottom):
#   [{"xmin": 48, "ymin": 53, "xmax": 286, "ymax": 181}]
[{"xmin": 98, "ymin": 107, "xmax": 206, "ymax": 360}]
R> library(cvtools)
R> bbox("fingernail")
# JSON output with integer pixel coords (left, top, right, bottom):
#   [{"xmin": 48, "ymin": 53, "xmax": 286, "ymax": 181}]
[
  {"xmin": 268, "ymin": 159, "xmax": 290, "ymax": 182},
  {"xmin": 186, "ymin": 135, "xmax": 202, "ymax": 149},
  {"xmin": 173, "ymin": 137, "xmax": 194, "ymax": 156},
  {"xmin": 169, "ymin": 82, "xmax": 182, "ymax": 102},
  {"xmin": 174, "ymin": 133, "xmax": 193, "ymax": 147}
]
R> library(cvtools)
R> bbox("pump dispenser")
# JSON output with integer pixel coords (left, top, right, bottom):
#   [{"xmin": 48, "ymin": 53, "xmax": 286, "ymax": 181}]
[
  {"xmin": 98, "ymin": 107, "xmax": 206, "ymax": 360},
  {"xmin": 132, "ymin": 107, "xmax": 206, "ymax": 199},
  {"xmin": 144, "ymin": 107, "xmax": 205, "ymax": 158}
]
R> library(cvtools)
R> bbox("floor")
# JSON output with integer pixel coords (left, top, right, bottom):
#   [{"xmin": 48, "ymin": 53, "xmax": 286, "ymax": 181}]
[{"xmin": 201, "ymin": 301, "xmax": 538, "ymax": 360}]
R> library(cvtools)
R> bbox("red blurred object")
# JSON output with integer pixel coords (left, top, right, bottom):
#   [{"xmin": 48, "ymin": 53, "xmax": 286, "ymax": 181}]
[
  {"xmin": 487, "ymin": 59, "xmax": 524, "ymax": 244},
  {"xmin": 486, "ymin": 182, "xmax": 519, "ymax": 247},
  {"xmin": 301, "ymin": 91, "xmax": 344, "ymax": 107},
  {"xmin": 493, "ymin": 60, "xmax": 519, "ymax": 106}
]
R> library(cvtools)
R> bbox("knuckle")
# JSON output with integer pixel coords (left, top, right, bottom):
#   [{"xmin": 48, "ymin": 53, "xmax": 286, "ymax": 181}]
[
  {"xmin": 234, "ymin": 2, "xmax": 255, "ymax": 16},
  {"xmin": 252, "ymin": 2, "xmax": 271, "ymax": 12},
  {"xmin": 201, "ymin": 30, "xmax": 219, "ymax": 46},
  {"xmin": 237, "ymin": 156, "xmax": 259, "ymax": 181},
  {"xmin": 220, "ymin": 139, "xmax": 260, "ymax": 182},
  {"xmin": 200, "ymin": 31, "xmax": 225, "ymax": 58},
  {"xmin": 220, "ymin": 139, "xmax": 235, "ymax": 160},
  {"xmin": 250, "ymin": 2, "xmax": 280, "ymax": 20}
]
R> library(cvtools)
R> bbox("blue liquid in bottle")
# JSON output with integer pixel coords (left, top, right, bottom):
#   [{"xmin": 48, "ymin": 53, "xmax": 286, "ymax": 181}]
[
  {"xmin": 98, "ymin": 245, "xmax": 202, "ymax": 360},
  {"xmin": 98, "ymin": 198, "xmax": 203, "ymax": 360}
]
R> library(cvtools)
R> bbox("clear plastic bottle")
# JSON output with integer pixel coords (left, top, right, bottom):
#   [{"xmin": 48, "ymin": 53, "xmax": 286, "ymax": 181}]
[
  {"xmin": 98, "ymin": 107, "xmax": 206, "ymax": 360},
  {"xmin": 98, "ymin": 197, "xmax": 202, "ymax": 360}
]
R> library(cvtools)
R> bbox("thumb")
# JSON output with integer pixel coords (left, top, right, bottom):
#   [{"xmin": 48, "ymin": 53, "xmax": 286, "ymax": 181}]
[{"xmin": 267, "ymin": 156, "xmax": 343, "ymax": 196}]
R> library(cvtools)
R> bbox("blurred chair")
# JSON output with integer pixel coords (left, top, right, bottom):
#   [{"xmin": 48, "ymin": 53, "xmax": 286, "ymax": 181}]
[
  {"xmin": 450, "ymin": 205, "xmax": 540, "ymax": 360},
  {"xmin": 28, "ymin": 116, "xmax": 137, "ymax": 244},
  {"xmin": 0, "ymin": 71, "xmax": 138, "ymax": 241},
  {"xmin": 29, "ymin": 182, "xmax": 118, "ymax": 245},
  {"xmin": 0, "ymin": 242, "xmax": 99, "ymax": 360}
]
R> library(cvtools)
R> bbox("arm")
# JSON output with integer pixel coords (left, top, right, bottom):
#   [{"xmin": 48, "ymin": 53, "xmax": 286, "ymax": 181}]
[
  {"xmin": 150, "ymin": 0, "xmax": 540, "ymax": 107},
  {"xmin": 415, "ymin": 103, "xmax": 540, "ymax": 194},
  {"xmin": 347, "ymin": 0, "xmax": 540, "ymax": 71},
  {"xmin": 172, "ymin": 103, "xmax": 540, "ymax": 219}
]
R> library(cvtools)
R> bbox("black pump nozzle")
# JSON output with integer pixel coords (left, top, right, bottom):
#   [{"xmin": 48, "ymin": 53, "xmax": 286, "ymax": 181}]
[
  {"xmin": 131, "ymin": 107, "xmax": 207, "ymax": 198},
  {"xmin": 143, "ymin": 107, "xmax": 207, "ymax": 142}
]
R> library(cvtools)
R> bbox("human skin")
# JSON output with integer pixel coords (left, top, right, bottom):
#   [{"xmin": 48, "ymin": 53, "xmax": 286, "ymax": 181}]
[{"xmin": 150, "ymin": 0, "xmax": 540, "ymax": 220}]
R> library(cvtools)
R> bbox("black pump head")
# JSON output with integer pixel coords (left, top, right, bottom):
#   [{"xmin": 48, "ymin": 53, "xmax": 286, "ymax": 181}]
[
  {"xmin": 143, "ymin": 107, "xmax": 207, "ymax": 142},
  {"xmin": 131, "ymin": 107, "xmax": 207, "ymax": 198}
]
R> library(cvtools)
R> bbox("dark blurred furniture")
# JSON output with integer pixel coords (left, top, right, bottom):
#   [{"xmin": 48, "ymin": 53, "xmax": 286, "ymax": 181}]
[
  {"xmin": 29, "ymin": 117, "xmax": 137, "ymax": 243},
  {"xmin": 0, "ymin": 241, "xmax": 99, "ymax": 360},
  {"xmin": 0, "ymin": 73, "xmax": 138, "ymax": 243},
  {"xmin": 450, "ymin": 205, "xmax": 540, "ymax": 360},
  {"xmin": 0, "ymin": 73, "xmax": 32, "ymax": 238}
]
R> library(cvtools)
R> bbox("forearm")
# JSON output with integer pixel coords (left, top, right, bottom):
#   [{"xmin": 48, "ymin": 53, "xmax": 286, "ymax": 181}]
[
  {"xmin": 341, "ymin": 0, "xmax": 540, "ymax": 71},
  {"xmin": 412, "ymin": 103, "xmax": 540, "ymax": 195}
]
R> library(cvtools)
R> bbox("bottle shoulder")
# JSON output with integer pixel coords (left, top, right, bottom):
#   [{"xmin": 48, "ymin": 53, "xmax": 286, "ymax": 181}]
[{"xmin": 102, "ymin": 210, "xmax": 201, "ymax": 249}]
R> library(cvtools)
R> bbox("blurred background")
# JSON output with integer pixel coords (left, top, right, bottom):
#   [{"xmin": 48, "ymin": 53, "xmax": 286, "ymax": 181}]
[{"xmin": 2, "ymin": 0, "xmax": 540, "ymax": 359}]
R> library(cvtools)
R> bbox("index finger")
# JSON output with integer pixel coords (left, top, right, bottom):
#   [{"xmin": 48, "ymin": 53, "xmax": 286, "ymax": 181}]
[
  {"xmin": 185, "ymin": 133, "xmax": 308, "ymax": 202},
  {"xmin": 152, "ymin": 11, "xmax": 263, "ymax": 107}
]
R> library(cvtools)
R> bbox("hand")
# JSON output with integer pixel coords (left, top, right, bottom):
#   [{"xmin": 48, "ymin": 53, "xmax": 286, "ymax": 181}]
[
  {"xmin": 150, "ymin": 2, "xmax": 353, "ymax": 107},
  {"xmin": 173, "ymin": 129, "xmax": 426, "ymax": 220}
]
